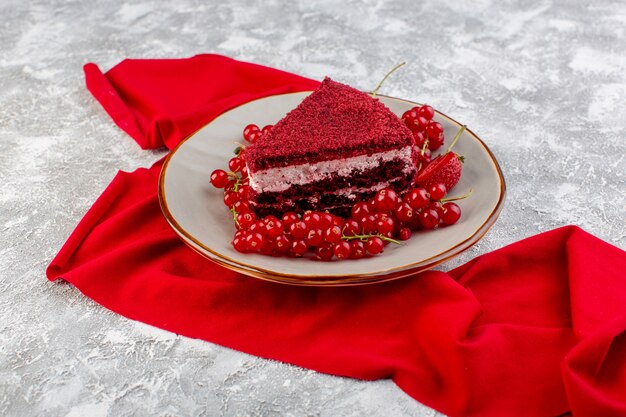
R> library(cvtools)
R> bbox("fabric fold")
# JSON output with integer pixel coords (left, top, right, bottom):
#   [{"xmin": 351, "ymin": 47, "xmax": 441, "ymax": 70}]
[
  {"xmin": 85, "ymin": 54, "xmax": 319, "ymax": 150},
  {"xmin": 84, "ymin": 62, "xmax": 148, "ymax": 148}
]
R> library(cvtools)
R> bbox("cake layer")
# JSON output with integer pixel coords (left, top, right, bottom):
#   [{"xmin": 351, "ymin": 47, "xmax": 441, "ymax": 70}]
[
  {"xmin": 250, "ymin": 176, "xmax": 413, "ymax": 218},
  {"xmin": 245, "ymin": 78, "xmax": 415, "ymax": 172},
  {"xmin": 250, "ymin": 157, "xmax": 413, "ymax": 204},
  {"xmin": 249, "ymin": 146, "xmax": 413, "ymax": 194},
  {"xmin": 244, "ymin": 77, "xmax": 419, "ymax": 217}
]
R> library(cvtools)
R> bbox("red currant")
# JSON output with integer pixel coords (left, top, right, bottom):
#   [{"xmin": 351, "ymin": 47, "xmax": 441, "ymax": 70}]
[
  {"xmin": 359, "ymin": 215, "xmax": 377, "ymax": 234},
  {"xmin": 405, "ymin": 188, "xmax": 430, "ymax": 209},
  {"xmin": 210, "ymin": 169, "xmax": 229, "ymax": 188},
  {"xmin": 394, "ymin": 203, "xmax": 415, "ymax": 222},
  {"xmin": 236, "ymin": 212, "xmax": 256, "ymax": 229},
  {"xmin": 375, "ymin": 214, "xmax": 395, "ymax": 234},
  {"xmin": 274, "ymin": 234, "xmax": 292, "ymax": 253},
  {"xmin": 289, "ymin": 221, "xmax": 308, "ymax": 239},
  {"xmin": 429, "ymin": 183, "xmax": 447, "ymax": 201},
  {"xmin": 427, "ymin": 134, "xmax": 444, "ymax": 151},
  {"xmin": 232, "ymin": 200, "xmax": 251, "ymax": 214},
  {"xmin": 398, "ymin": 227, "xmax": 411, "ymax": 241},
  {"xmin": 377, "ymin": 211, "xmax": 392, "ymax": 222},
  {"xmin": 419, "ymin": 207, "xmax": 440, "ymax": 229},
  {"xmin": 366, "ymin": 237, "xmax": 384, "ymax": 255},
  {"xmin": 303, "ymin": 212, "xmax": 321, "ymax": 229},
  {"xmin": 402, "ymin": 108, "xmax": 419, "ymax": 126},
  {"xmin": 249, "ymin": 220, "xmax": 268, "ymax": 236},
  {"xmin": 232, "ymin": 235, "xmax": 248, "ymax": 252},
  {"xmin": 260, "ymin": 238, "xmax": 275, "ymax": 255},
  {"xmin": 319, "ymin": 213, "xmax": 334, "ymax": 230},
  {"xmin": 418, "ymin": 105, "xmax": 435, "ymax": 120},
  {"xmin": 404, "ymin": 210, "xmax": 423, "ymax": 230},
  {"xmin": 282, "ymin": 212, "xmax": 299, "ymax": 226},
  {"xmin": 228, "ymin": 157, "xmax": 245, "ymax": 172},
  {"xmin": 262, "ymin": 215, "xmax": 278, "ymax": 225},
  {"xmin": 441, "ymin": 202, "xmax": 462, "ymax": 225},
  {"xmin": 331, "ymin": 215, "xmax": 345, "ymax": 228},
  {"xmin": 333, "ymin": 241, "xmax": 351, "ymax": 260},
  {"xmin": 431, "ymin": 202, "xmax": 445, "ymax": 217},
  {"xmin": 325, "ymin": 225, "xmax": 343, "ymax": 244},
  {"xmin": 315, "ymin": 245, "xmax": 334, "ymax": 261},
  {"xmin": 413, "ymin": 131, "xmax": 426, "ymax": 148},
  {"xmin": 237, "ymin": 185, "xmax": 250, "ymax": 200},
  {"xmin": 265, "ymin": 218, "xmax": 284, "ymax": 238},
  {"xmin": 426, "ymin": 121, "xmax": 443, "ymax": 139},
  {"xmin": 351, "ymin": 201, "xmax": 370, "ymax": 219},
  {"xmin": 343, "ymin": 219, "xmax": 360, "ymax": 237},
  {"xmin": 223, "ymin": 192, "xmax": 239, "ymax": 207},
  {"xmin": 261, "ymin": 125, "xmax": 273, "ymax": 135},
  {"xmin": 372, "ymin": 188, "xmax": 399, "ymax": 213},
  {"xmin": 306, "ymin": 228, "xmax": 324, "ymax": 247},
  {"xmin": 248, "ymin": 130, "xmax": 262, "ymax": 144},
  {"xmin": 350, "ymin": 241, "xmax": 366, "ymax": 259},
  {"xmin": 243, "ymin": 124, "xmax": 260, "ymax": 142},
  {"xmin": 290, "ymin": 240, "xmax": 308, "ymax": 257},
  {"xmin": 245, "ymin": 232, "xmax": 265, "ymax": 252},
  {"xmin": 415, "ymin": 116, "xmax": 429, "ymax": 132}
]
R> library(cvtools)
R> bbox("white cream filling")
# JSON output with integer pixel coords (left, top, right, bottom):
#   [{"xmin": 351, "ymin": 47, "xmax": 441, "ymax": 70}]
[{"xmin": 249, "ymin": 146, "xmax": 413, "ymax": 193}]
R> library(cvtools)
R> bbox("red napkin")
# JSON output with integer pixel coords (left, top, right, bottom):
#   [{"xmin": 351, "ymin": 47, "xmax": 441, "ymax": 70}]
[{"xmin": 48, "ymin": 55, "xmax": 626, "ymax": 417}]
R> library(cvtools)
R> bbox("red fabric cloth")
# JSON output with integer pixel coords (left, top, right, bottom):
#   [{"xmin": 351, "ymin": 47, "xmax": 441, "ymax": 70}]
[
  {"xmin": 83, "ymin": 55, "xmax": 319, "ymax": 150},
  {"xmin": 48, "ymin": 55, "xmax": 626, "ymax": 417}
]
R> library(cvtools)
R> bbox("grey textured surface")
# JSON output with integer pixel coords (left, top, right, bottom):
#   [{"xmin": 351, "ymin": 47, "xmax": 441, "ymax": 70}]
[{"xmin": 1, "ymin": 0, "xmax": 625, "ymax": 416}]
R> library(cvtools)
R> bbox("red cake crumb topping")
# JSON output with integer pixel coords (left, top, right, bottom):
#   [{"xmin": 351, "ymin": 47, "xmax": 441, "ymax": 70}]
[{"xmin": 246, "ymin": 78, "xmax": 415, "ymax": 172}]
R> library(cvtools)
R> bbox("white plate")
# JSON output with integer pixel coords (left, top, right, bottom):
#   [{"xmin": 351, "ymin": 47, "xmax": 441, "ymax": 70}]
[{"xmin": 158, "ymin": 92, "xmax": 506, "ymax": 286}]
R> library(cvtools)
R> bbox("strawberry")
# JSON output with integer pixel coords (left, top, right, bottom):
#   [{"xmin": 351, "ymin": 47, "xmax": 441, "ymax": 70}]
[
  {"xmin": 416, "ymin": 152, "xmax": 463, "ymax": 190},
  {"xmin": 416, "ymin": 125, "xmax": 466, "ymax": 190}
]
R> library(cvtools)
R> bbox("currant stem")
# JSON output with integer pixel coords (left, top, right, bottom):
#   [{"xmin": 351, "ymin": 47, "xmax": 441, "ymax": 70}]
[
  {"xmin": 230, "ymin": 207, "xmax": 240, "ymax": 227},
  {"xmin": 342, "ymin": 232, "xmax": 402, "ymax": 245},
  {"xmin": 440, "ymin": 188, "xmax": 474, "ymax": 203},
  {"xmin": 446, "ymin": 125, "xmax": 466, "ymax": 153},
  {"xmin": 229, "ymin": 173, "xmax": 242, "ymax": 192},
  {"xmin": 370, "ymin": 62, "xmax": 406, "ymax": 98}
]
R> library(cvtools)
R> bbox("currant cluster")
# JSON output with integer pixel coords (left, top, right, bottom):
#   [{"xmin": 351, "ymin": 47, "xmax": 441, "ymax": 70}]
[
  {"xmin": 401, "ymin": 104, "xmax": 444, "ymax": 168},
  {"xmin": 211, "ymin": 152, "xmax": 463, "ymax": 261},
  {"xmin": 242, "ymin": 123, "xmax": 273, "ymax": 144},
  {"xmin": 209, "ymin": 122, "xmax": 272, "ymax": 200},
  {"xmin": 229, "ymin": 208, "xmax": 396, "ymax": 260}
]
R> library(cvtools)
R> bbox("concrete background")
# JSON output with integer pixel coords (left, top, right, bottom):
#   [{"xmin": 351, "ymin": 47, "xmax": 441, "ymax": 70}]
[{"xmin": 1, "ymin": 0, "xmax": 624, "ymax": 415}]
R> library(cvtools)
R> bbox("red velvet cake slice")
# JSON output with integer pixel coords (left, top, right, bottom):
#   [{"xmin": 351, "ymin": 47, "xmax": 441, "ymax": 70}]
[{"xmin": 245, "ymin": 78, "xmax": 417, "ymax": 216}]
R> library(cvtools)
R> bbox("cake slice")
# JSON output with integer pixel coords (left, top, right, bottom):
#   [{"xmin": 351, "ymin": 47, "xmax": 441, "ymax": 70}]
[{"xmin": 245, "ymin": 78, "xmax": 418, "ymax": 217}]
